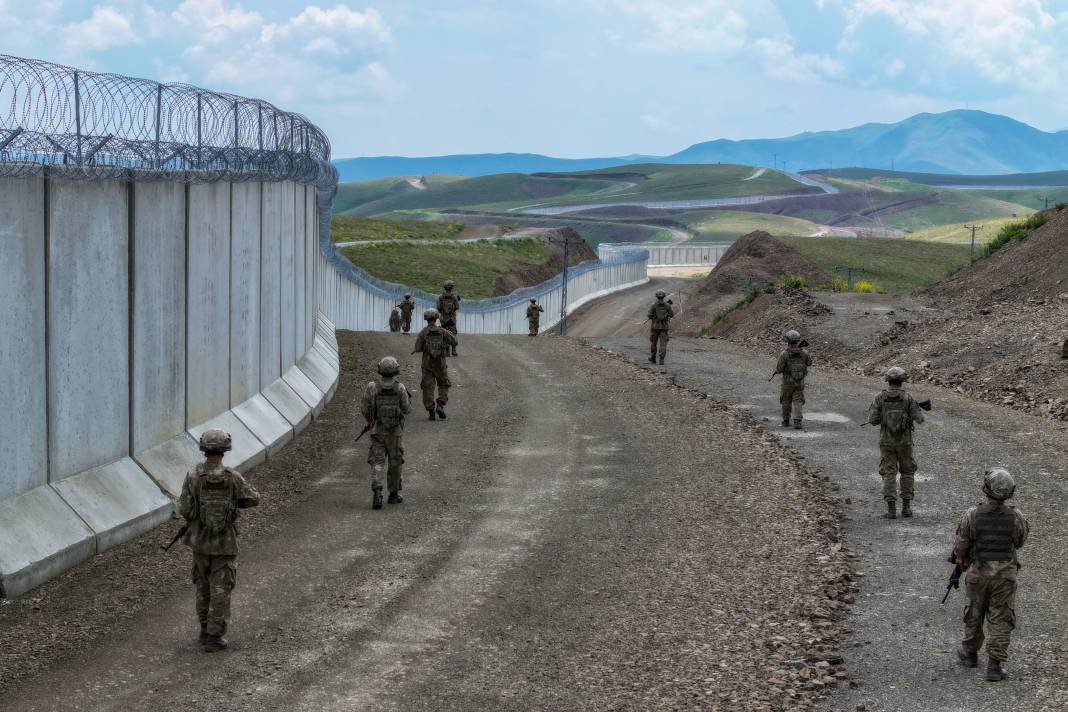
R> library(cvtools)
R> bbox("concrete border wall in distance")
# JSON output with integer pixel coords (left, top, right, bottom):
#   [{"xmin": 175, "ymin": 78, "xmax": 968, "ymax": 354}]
[
  {"xmin": 0, "ymin": 178, "xmax": 339, "ymax": 599},
  {"xmin": 598, "ymin": 242, "xmax": 729, "ymax": 268}
]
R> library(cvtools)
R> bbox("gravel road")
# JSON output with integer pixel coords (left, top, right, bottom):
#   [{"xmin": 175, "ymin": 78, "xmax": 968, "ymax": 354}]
[
  {"xmin": 3, "ymin": 331, "xmax": 852, "ymax": 712},
  {"xmin": 592, "ymin": 335, "xmax": 1068, "ymax": 711},
  {"xmin": 563, "ymin": 277, "xmax": 693, "ymax": 338}
]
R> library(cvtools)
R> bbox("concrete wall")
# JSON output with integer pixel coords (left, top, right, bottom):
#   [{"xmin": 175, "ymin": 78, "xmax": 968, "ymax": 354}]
[
  {"xmin": 599, "ymin": 242, "xmax": 729, "ymax": 267},
  {"xmin": 0, "ymin": 178, "xmax": 338, "ymax": 598}
]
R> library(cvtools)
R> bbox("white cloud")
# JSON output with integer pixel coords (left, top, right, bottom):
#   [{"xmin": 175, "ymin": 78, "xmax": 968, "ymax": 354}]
[
  {"xmin": 588, "ymin": 0, "xmax": 750, "ymax": 53},
  {"xmin": 753, "ymin": 36, "xmax": 843, "ymax": 83},
  {"xmin": 885, "ymin": 58, "xmax": 905, "ymax": 77},
  {"xmin": 63, "ymin": 5, "xmax": 139, "ymax": 53},
  {"xmin": 173, "ymin": 0, "xmax": 261, "ymax": 36}
]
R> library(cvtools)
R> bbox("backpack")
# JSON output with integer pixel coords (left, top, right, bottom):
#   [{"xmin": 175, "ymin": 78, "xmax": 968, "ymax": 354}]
[
  {"xmin": 880, "ymin": 392, "xmax": 913, "ymax": 434},
  {"xmin": 785, "ymin": 349, "xmax": 808, "ymax": 381},
  {"xmin": 652, "ymin": 302, "xmax": 672, "ymax": 325},
  {"xmin": 439, "ymin": 294, "xmax": 459, "ymax": 315},
  {"xmin": 195, "ymin": 464, "xmax": 236, "ymax": 536},
  {"xmin": 375, "ymin": 384, "xmax": 404, "ymax": 430},
  {"xmin": 424, "ymin": 327, "xmax": 445, "ymax": 358}
]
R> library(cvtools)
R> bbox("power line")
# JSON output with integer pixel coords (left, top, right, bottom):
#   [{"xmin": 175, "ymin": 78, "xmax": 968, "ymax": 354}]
[{"xmin": 965, "ymin": 224, "xmax": 984, "ymax": 257}]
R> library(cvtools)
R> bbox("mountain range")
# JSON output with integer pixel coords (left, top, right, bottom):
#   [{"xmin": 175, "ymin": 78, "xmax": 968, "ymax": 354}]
[{"xmin": 334, "ymin": 110, "xmax": 1068, "ymax": 181}]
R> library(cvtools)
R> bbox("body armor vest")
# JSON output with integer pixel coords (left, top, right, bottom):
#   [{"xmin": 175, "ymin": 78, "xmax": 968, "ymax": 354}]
[
  {"xmin": 880, "ymin": 392, "xmax": 912, "ymax": 434},
  {"xmin": 439, "ymin": 294, "xmax": 459, "ymax": 315},
  {"xmin": 423, "ymin": 327, "xmax": 445, "ymax": 358},
  {"xmin": 784, "ymin": 349, "xmax": 808, "ymax": 382},
  {"xmin": 196, "ymin": 464, "xmax": 236, "ymax": 535},
  {"xmin": 375, "ymin": 385, "xmax": 403, "ymax": 430},
  {"xmin": 974, "ymin": 503, "xmax": 1015, "ymax": 563}
]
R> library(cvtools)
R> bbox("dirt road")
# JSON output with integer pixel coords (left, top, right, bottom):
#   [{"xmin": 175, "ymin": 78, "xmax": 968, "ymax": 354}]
[
  {"xmin": 592, "ymin": 335, "xmax": 1068, "ymax": 711},
  {"xmin": 563, "ymin": 277, "xmax": 692, "ymax": 337},
  {"xmin": 4, "ymin": 331, "xmax": 849, "ymax": 711}
]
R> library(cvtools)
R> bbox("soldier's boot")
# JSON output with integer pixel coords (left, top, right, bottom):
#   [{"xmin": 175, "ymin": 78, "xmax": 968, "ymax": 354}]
[
  {"xmin": 199, "ymin": 623, "xmax": 209, "ymax": 645},
  {"xmin": 782, "ymin": 418, "xmax": 790, "ymax": 427},
  {"xmin": 883, "ymin": 500, "xmax": 897, "ymax": 519},
  {"xmin": 957, "ymin": 644, "xmax": 978, "ymax": 668},
  {"xmin": 901, "ymin": 499, "xmax": 913, "ymax": 518},
  {"xmin": 658, "ymin": 355, "xmax": 665, "ymax": 365},
  {"xmin": 428, "ymin": 410, "xmax": 437, "ymax": 421},
  {"xmin": 986, "ymin": 658, "xmax": 1006, "ymax": 682},
  {"xmin": 792, "ymin": 419, "xmax": 803, "ymax": 430},
  {"xmin": 372, "ymin": 488, "xmax": 384, "ymax": 510},
  {"xmin": 436, "ymin": 403, "xmax": 447, "ymax": 420},
  {"xmin": 203, "ymin": 636, "xmax": 229, "ymax": 653},
  {"xmin": 388, "ymin": 491, "xmax": 404, "ymax": 504},
  {"xmin": 648, "ymin": 354, "xmax": 656, "ymax": 363}
]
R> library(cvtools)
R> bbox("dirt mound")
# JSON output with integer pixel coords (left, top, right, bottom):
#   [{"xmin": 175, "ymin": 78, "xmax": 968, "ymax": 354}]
[
  {"xmin": 493, "ymin": 227, "xmax": 598, "ymax": 296},
  {"xmin": 707, "ymin": 288, "xmax": 833, "ymax": 351},
  {"xmin": 697, "ymin": 231, "xmax": 831, "ymax": 295}
]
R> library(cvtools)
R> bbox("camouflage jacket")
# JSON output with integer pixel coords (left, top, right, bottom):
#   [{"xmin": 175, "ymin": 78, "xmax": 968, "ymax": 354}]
[
  {"xmin": 177, "ymin": 461, "xmax": 260, "ymax": 556},
  {"xmin": 362, "ymin": 380, "xmax": 412, "ymax": 435},
  {"xmin": 397, "ymin": 299, "xmax": 416, "ymax": 317},
  {"xmin": 647, "ymin": 301, "xmax": 676, "ymax": 331},
  {"xmin": 953, "ymin": 501, "xmax": 1029, "ymax": 580},
  {"xmin": 437, "ymin": 292, "xmax": 461, "ymax": 318},
  {"xmin": 526, "ymin": 304, "xmax": 544, "ymax": 321},
  {"xmin": 775, "ymin": 347, "xmax": 812, "ymax": 386},
  {"xmin": 867, "ymin": 387, "xmax": 925, "ymax": 446},
  {"xmin": 414, "ymin": 324, "xmax": 458, "ymax": 369}
]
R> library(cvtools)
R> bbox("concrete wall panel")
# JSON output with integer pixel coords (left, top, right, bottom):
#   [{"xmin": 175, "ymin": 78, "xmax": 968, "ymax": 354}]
[
  {"xmin": 305, "ymin": 186, "xmax": 316, "ymax": 353},
  {"xmin": 279, "ymin": 182, "xmax": 297, "ymax": 370},
  {"xmin": 186, "ymin": 182, "xmax": 231, "ymax": 426},
  {"xmin": 0, "ymin": 178, "xmax": 47, "ymax": 499},
  {"xmin": 293, "ymin": 185, "xmax": 307, "ymax": 370},
  {"xmin": 230, "ymin": 182, "xmax": 261, "ymax": 405},
  {"xmin": 260, "ymin": 182, "xmax": 282, "ymax": 389},
  {"xmin": 131, "ymin": 182, "xmax": 186, "ymax": 454},
  {"xmin": 48, "ymin": 180, "xmax": 129, "ymax": 480}
]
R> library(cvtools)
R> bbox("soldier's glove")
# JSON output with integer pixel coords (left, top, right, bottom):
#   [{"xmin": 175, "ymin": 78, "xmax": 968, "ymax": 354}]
[
  {"xmin": 918, "ymin": 399, "xmax": 933, "ymax": 411},
  {"xmin": 667, "ymin": 300, "xmax": 673, "ymax": 304}
]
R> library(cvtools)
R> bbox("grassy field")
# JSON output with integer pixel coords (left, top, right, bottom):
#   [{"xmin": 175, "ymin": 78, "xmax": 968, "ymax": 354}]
[
  {"xmin": 333, "ymin": 175, "xmax": 467, "ymax": 214},
  {"xmin": 818, "ymin": 168, "xmax": 1068, "ymax": 187},
  {"xmin": 878, "ymin": 192, "xmax": 1030, "ymax": 232},
  {"xmin": 778, "ymin": 236, "xmax": 971, "ymax": 293},
  {"xmin": 967, "ymin": 187, "xmax": 1068, "ymax": 211},
  {"xmin": 340, "ymin": 239, "xmax": 553, "ymax": 298},
  {"xmin": 907, "ymin": 216, "xmax": 1023, "ymax": 244},
  {"xmin": 330, "ymin": 215, "xmax": 465, "ymax": 243},
  {"xmin": 538, "ymin": 164, "xmax": 805, "ymax": 202},
  {"xmin": 677, "ymin": 210, "xmax": 820, "ymax": 242}
]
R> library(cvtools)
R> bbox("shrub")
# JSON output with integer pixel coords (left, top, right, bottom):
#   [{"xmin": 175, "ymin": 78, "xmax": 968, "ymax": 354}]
[
  {"xmin": 980, "ymin": 212, "xmax": 1047, "ymax": 259},
  {"xmin": 853, "ymin": 280, "xmax": 879, "ymax": 293},
  {"xmin": 781, "ymin": 273, "xmax": 809, "ymax": 290}
]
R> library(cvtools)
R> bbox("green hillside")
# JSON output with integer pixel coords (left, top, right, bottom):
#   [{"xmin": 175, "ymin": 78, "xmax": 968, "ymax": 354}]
[
  {"xmin": 330, "ymin": 215, "xmax": 465, "ymax": 243},
  {"xmin": 676, "ymin": 210, "xmax": 820, "ymax": 243}
]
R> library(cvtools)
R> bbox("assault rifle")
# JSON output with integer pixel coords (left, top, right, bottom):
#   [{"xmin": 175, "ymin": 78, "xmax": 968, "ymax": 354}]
[
  {"xmin": 355, "ymin": 421, "xmax": 373, "ymax": 443},
  {"xmin": 942, "ymin": 551, "xmax": 963, "ymax": 604},
  {"xmin": 161, "ymin": 523, "xmax": 189, "ymax": 552},
  {"xmin": 858, "ymin": 398, "xmax": 933, "ymax": 426}
]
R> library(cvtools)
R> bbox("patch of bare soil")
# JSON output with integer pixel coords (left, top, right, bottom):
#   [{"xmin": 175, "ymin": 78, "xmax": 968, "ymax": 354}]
[
  {"xmin": 492, "ymin": 227, "xmax": 598, "ymax": 296},
  {"xmin": 706, "ymin": 287, "xmax": 833, "ymax": 347}
]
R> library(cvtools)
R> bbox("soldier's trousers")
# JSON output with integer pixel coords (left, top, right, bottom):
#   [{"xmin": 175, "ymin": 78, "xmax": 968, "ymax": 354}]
[
  {"xmin": 528, "ymin": 319, "xmax": 539, "ymax": 336},
  {"xmin": 879, "ymin": 443, "xmax": 917, "ymax": 501},
  {"xmin": 421, "ymin": 364, "xmax": 450, "ymax": 412},
  {"xmin": 368, "ymin": 432, "xmax": 404, "ymax": 492},
  {"xmin": 193, "ymin": 553, "xmax": 237, "ymax": 637},
  {"xmin": 962, "ymin": 574, "xmax": 1016, "ymax": 661},
  {"xmin": 780, "ymin": 382, "xmax": 805, "ymax": 421},
  {"xmin": 389, "ymin": 322, "xmax": 401, "ymax": 333},
  {"xmin": 650, "ymin": 329, "xmax": 669, "ymax": 358},
  {"xmin": 444, "ymin": 320, "xmax": 459, "ymax": 354},
  {"xmin": 402, "ymin": 317, "xmax": 412, "ymax": 333}
]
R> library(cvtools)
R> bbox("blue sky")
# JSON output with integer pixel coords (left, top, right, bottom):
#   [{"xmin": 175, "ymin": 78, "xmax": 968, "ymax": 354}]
[{"xmin": 3, "ymin": 0, "xmax": 1067, "ymax": 158}]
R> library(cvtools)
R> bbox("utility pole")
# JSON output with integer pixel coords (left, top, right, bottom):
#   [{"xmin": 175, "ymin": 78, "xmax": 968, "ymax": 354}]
[
  {"xmin": 1040, "ymin": 196, "xmax": 1052, "ymax": 210},
  {"xmin": 546, "ymin": 233, "xmax": 572, "ymax": 335},
  {"xmin": 965, "ymin": 224, "xmax": 983, "ymax": 257},
  {"xmin": 773, "ymin": 153, "xmax": 778, "ymax": 171}
]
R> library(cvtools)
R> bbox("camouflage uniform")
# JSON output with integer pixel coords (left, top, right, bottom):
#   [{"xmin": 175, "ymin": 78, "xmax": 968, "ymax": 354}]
[
  {"xmin": 867, "ymin": 385, "xmax": 925, "ymax": 503},
  {"xmin": 388, "ymin": 308, "xmax": 402, "ymax": 333},
  {"xmin": 415, "ymin": 322, "xmax": 458, "ymax": 416},
  {"xmin": 362, "ymin": 379, "xmax": 411, "ymax": 495},
  {"xmin": 526, "ymin": 301, "xmax": 544, "ymax": 336},
  {"xmin": 775, "ymin": 345, "xmax": 812, "ymax": 426},
  {"xmin": 437, "ymin": 288, "xmax": 461, "ymax": 356},
  {"xmin": 954, "ymin": 470, "xmax": 1029, "ymax": 679},
  {"xmin": 177, "ymin": 456, "xmax": 260, "ymax": 645},
  {"xmin": 397, "ymin": 297, "xmax": 416, "ymax": 334},
  {"xmin": 647, "ymin": 296, "xmax": 676, "ymax": 364}
]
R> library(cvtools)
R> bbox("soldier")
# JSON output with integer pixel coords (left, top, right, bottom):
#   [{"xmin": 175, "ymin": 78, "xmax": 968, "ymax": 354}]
[
  {"xmin": 388, "ymin": 307, "xmax": 402, "ymax": 333},
  {"xmin": 954, "ymin": 468, "xmax": 1029, "ymax": 682},
  {"xmin": 362, "ymin": 356, "xmax": 412, "ymax": 509},
  {"xmin": 526, "ymin": 298, "xmax": 544, "ymax": 336},
  {"xmin": 414, "ymin": 308, "xmax": 457, "ymax": 421},
  {"xmin": 397, "ymin": 294, "xmax": 416, "ymax": 334},
  {"xmin": 867, "ymin": 366, "xmax": 926, "ymax": 519},
  {"xmin": 646, "ymin": 289, "xmax": 675, "ymax": 365},
  {"xmin": 437, "ymin": 280, "xmax": 461, "ymax": 356},
  {"xmin": 771, "ymin": 330, "xmax": 812, "ymax": 430},
  {"xmin": 177, "ymin": 430, "xmax": 261, "ymax": 653}
]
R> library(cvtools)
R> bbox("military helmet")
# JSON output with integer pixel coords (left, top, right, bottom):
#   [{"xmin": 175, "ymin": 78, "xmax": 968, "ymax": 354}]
[
  {"xmin": 655, "ymin": 290, "xmax": 667, "ymax": 299},
  {"xmin": 404, "ymin": 293, "xmax": 411, "ymax": 299},
  {"xmin": 886, "ymin": 366, "xmax": 908, "ymax": 382},
  {"xmin": 424, "ymin": 308, "xmax": 440, "ymax": 321},
  {"xmin": 982, "ymin": 468, "xmax": 1016, "ymax": 500},
  {"xmin": 199, "ymin": 429, "xmax": 232, "ymax": 453},
  {"xmin": 377, "ymin": 356, "xmax": 400, "ymax": 377},
  {"xmin": 530, "ymin": 298, "xmax": 537, "ymax": 303},
  {"xmin": 784, "ymin": 329, "xmax": 801, "ymax": 343},
  {"xmin": 443, "ymin": 280, "xmax": 455, "ymax": 290}
]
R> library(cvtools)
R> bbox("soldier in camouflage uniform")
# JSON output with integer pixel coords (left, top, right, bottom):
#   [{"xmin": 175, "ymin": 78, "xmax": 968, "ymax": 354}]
[
  {"xmin": 177, "ymin": 430, "xmax": 261, "ymax": 652},
  {"xmin": 437, "ymin": 280, "xmax": 461, "ymax": 356},
  {"xmin": 954, "ymin": 468, "xmax": 1029, "ymax": 682},
  {"xmin": 388, "ymin": 307, "xmax": 402, "ymax": 333},
  {"xmin": 397, "ymin": 294, "xmax": 416, "ymax": 334},
  {"xmin": 647, "ymin": 290, "xmax": 675, "ymax": 365},
  {"xmin": 526, "ymin": 298, "xmax": 544, "ymax": 336},
  {"xmin": 772, "ymin": 330, "xmax": 812, "ymax": 430},
  {"xmin": 414, "ymin": 308, "xmax": 457, "ymax": 421},
  {"xmin": 867, "ymin": 366, "xmax": 925, "ymax": 519},
  {"xmin": 362, "ymin": 356, "xmax": 412, "ymax": 509}
]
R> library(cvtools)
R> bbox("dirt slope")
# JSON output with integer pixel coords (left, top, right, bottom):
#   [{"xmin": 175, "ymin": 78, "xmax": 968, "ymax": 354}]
[{"xmin": 492, "ymin": 227, "xmax": 597, "ymax": 295}]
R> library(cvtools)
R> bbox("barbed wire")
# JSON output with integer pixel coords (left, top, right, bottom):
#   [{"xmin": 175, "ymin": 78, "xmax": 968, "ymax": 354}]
[{"xmin": 0, "ymin": 54, "xmax": 336, "ymax": 193}]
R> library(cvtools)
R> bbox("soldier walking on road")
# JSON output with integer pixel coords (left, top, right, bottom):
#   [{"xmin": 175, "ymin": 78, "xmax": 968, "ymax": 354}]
[
  {"xmin": 526, "ymin": 298, "xmax": 544, "ymax": 336},
  {"xmin": 867, "ymin": 366, "xmax": 925, "ymax": 519},
  {"xmin": 414, "ymin": 308, "xmax": 457, "ymax": 421},
  {"xmin": 437, "ymin": 280, "xmax": 461, "ymax": 356},
  {"xmin": 362, "ymin": 356, "xmax": 412, "ymax": 510},
  {"xmin": 954, "ymin": 468, "xmax": 1029, "ymax": 682},
  {"xmin": 177, "ymin": 430, "xmax": 261, "ymax": 653},
  {"xmin": 397, "ymin": 294, "xmax": 416, "ymax": 334},
  {"xmin": 647, "ymin": 290, "xmax": 675, "ymax": 365},
  {"xmin": 388, "ymin": 307, "xmax": 402, "ymax": 333},
  {"xmin": 772, "ymin": 330, "xmax": 812, "ymax": 430}
]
